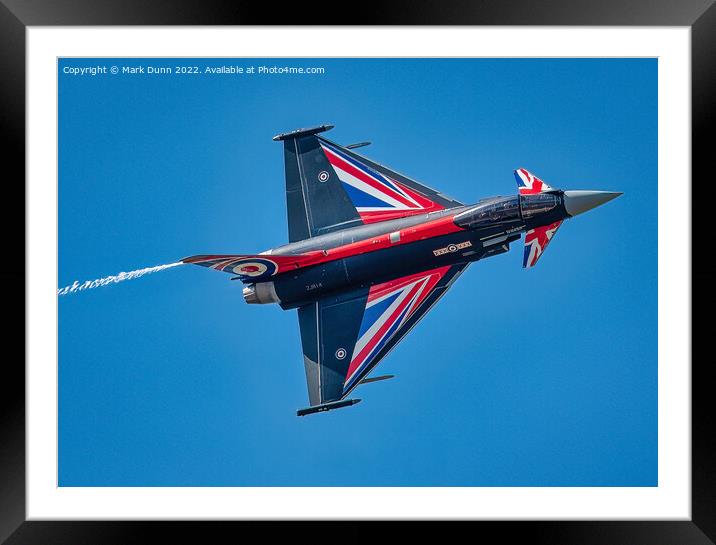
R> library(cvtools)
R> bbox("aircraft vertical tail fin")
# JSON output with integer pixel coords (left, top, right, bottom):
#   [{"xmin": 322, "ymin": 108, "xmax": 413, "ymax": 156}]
[
  {"xmin": 514, "ymin": 168, "xmax": 555, "ymax": 195},
  {"xmin": 523, "ymin": 221, "xmax": 563, "ymax": 268}
]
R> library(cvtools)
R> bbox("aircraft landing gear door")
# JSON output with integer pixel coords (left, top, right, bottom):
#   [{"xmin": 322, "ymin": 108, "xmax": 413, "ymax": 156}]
[{"xmin": 389, "ymin": 231, "xmax": 401, "ymax": 244}]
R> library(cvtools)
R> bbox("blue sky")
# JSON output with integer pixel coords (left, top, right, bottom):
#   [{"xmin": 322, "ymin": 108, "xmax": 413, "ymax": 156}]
[{"xmin": 58, "ymin": 58, "xmax": 657, "ymax": 486}]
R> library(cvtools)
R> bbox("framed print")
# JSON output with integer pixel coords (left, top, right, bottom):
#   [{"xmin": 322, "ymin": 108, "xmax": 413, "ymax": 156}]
[{"xmin": 2, "ymin": 0, "xmax": 713, "ymax": 543}]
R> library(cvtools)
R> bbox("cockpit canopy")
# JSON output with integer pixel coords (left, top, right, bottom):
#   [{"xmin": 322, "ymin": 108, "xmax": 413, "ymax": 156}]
[
  {"xmin": 453, "ymin": 192, "xmax": 561, "ymax": 229},
  {"xmin": 453, "ymin": 196, "xmax": 520, "ymax": 229},
  {"xmin": 520, "ymin": 193, "xmax": 560, "ymax": 218}
]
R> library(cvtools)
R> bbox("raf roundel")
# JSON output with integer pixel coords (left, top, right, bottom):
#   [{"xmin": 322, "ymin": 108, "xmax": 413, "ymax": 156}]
[
  {"xmin": 335, "ymin": 348, "xmax": 347, "ymax": 360},
  {"xmin": 318, "ymin": 170, "xmax": 330, "ymax": 182},
  {"xmin": 231, "ymin": 258, "xmax": 278, "ymax": 278}
]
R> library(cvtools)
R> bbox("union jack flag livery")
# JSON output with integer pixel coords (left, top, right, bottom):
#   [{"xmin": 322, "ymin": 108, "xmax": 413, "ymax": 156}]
[
  {"xmin": 514, "ymin": 168, "xmax": 555, "ymax": 195},
  {"xmin": 342, "ymin": 266, "xmax": 451, "ymax": 393},
  {"xmin": 320, "ymin": 141, "xmax": 444, "ymax": 223},
  {"xmin": 523, "ymin": 221, "xmax": 563, "ymax": 268}
]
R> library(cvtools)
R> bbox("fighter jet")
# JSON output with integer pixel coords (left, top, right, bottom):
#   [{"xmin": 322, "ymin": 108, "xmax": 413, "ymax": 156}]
[{"xmin": 183, "ymin": 125, "xmax": 621, "ymax": 416}]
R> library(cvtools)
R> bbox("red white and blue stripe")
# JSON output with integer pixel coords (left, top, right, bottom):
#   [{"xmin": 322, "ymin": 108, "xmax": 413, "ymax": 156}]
[
  {"xmin": 514, "ymin": 168, "xmax": 554, "ymax": 195},
  {"xmin": 343, "ymin": 267, "xmax": 449, "ymax": 392},
  {"xmin": 320, "ymin": 142, "xmax": 443, "ymax": 223}
]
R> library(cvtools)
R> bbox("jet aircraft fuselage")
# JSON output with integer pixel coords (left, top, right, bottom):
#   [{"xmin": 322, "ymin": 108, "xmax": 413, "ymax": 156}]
[
  {"xmin": 245, "ymin": 192, "xmax": 573, "ymax": 309},
  {"xmin": 184, "ymin": 125, "xmax": 621, "ymax": 415}
]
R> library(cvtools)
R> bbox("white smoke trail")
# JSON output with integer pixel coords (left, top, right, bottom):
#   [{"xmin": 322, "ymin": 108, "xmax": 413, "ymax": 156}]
[{"xmin": 58, "ymin": 261, "xmax": 184, "ymax": 296}]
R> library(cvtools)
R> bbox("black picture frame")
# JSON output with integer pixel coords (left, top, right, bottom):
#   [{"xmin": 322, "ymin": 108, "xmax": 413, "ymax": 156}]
[{"xmin": 2, "ymin": 1, "xmax": 713, "ymax": 543}]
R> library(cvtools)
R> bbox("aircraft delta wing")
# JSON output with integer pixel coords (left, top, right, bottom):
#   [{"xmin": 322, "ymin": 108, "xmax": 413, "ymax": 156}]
[
  {"xmin": 273, "ymin": 125, "xmax": 464, "ymax": 242},
  {"xmin": 297, "ymin": 263, "xmax": 468, "ymax": 414}
]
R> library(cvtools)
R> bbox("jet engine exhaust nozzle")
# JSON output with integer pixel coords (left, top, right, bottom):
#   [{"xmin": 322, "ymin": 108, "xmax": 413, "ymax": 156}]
[
  {"xmin": 242, "ymin": 282, "xmax": 281, "ymax": 305},
  {"xmin": 562, "ymin": 190, "xmax": 622, "ymax": 217}
]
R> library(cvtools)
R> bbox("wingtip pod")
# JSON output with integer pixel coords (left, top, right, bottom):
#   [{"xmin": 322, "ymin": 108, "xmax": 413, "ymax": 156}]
[
  {"xmin": 296, "ymin": 398, "xmax": 361, "ymax": 417},
  {"xmin": 272, "ymin": 124, "xmax": 334, "ymax": 141}
]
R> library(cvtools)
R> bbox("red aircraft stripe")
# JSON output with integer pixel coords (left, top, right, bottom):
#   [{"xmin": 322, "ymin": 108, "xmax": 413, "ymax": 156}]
[
  {"xmin": 323, "ymin": 215, "xmax": 463, "ymax": 263},
  {"xmin": 186, "ymin": 215, "xmax": 465, "ymax": 276}
]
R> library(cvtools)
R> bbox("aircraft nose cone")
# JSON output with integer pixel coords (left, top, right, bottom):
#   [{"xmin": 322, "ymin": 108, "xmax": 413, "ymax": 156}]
[{"xmin": 563, "ymin": 190, "xmax": 622, "ymax": 217}]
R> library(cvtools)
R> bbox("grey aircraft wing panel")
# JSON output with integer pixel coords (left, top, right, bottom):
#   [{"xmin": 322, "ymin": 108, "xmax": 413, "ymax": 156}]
[
  {"xmin": 296, "ymin": 263, "xmax": 470, "ymax": 407},
  {"xmin": 297, "ymin": 287, "xmax": 370, "ymax": 406},
  {"xmin": 276, "ymin": 125, "xmax": 363, "ymax": 243}
]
